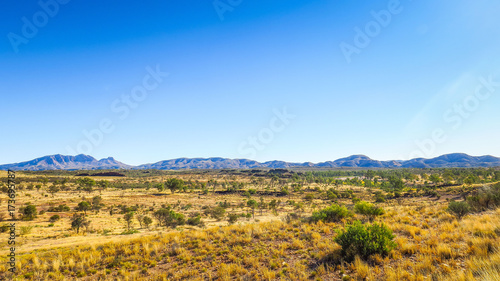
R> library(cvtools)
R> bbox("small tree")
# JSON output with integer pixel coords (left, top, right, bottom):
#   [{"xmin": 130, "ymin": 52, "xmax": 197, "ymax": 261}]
[
  {"xmin": 124, "ymin": 212, "xmax": 134, "ymax": 230},
  {"xmin": 136, "ymin": 214, "xmax": 145, "ymax": 228},
  {"xmin": 447, "ymin": 201, "xmax": 470, "ymax": 219},
  {"xmin": 155, "ymin": 183, "xmax": 164, "ymax": 192},
  {"xmin": 165, "ymin": 178, "xmax": 184, "ymax": 194},
  {"xmin": 76, "ymin": 201, "xmax": 91, "ymax": 214},
  {"xmin": 71, "ymin": 213, "xmax": 90, "ymax": 234},
  {"xmin": 247, "ymin": 199, "xmax": 258, "ymax": 219},
  {"xmin": 21, "ymin": 204, "xmax": 38, "ymax": 221},
  {"xmin": 258, "ymin": 197, "xmax": 267, "ymax": 215},
  {"xmin": 48, "ymin": 184, "xmax": 60, "ymax": 197},
  {"xmin": 143, "ymin": 216, "xmax": 153, "ymax": 230},
  {"xmin": 77, "ymin": 177, "xmax": 96, "ymax": 190},
  {"xmin": 91, "ymin": 196, "xmax": 104, "ymax": 213},
  {"xmin": 153, "ymin": 208, "xmax": 185, "ymax": 227}
]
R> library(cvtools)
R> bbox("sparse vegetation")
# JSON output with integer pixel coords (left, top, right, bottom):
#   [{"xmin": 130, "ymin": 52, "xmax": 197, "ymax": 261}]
[{"xmin": 1, "ymin": 168, "xmax": 500, "ymax": 280}]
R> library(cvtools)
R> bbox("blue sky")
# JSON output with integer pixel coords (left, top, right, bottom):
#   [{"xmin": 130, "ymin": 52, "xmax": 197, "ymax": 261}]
[{"xmin": 1, "ymin": 0, "xmax": 500, "ymax": 165}]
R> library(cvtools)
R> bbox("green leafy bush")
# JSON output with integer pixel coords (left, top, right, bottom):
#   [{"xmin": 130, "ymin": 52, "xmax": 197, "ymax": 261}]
[
  {"xmin": 227, "ymin": 213, "xmax": 239, "ymax": 224},
  {"xmin": 187, "ymin": 214, "xmax": 203, "ymax": 226},
  {"xmin": 447, "ymin": 201, "xmax": 470, "ymax": 219},
  {"xmin": 466, "ymin": 183, "xmax": 500, "ymax": 211},
  {"xmin": 49, "ymin": 214, "xmax": 60, "ymax": 222},
  {"xmin": 354, "ymin": 201, "xmax": 384, "ymax": 221},
  {"xmin": 334, "ymin": 221, "xmax": 396, "ymax": 261},
  {"xmin": 311, "ymin": 204, "xmax": 352, "ymax": 223},
  {"xmin": 153, "ymin": 208, "xmax": 185, "ymax": 227}
]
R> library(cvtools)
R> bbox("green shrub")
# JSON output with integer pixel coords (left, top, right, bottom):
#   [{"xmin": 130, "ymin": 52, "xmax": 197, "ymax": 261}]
[
  {"xmin": 311, "ymin": 204, "xmax": 352, "ymax": 223},
  {"xmin": 466, "ymin": 183, "xmax": 500, "ymax": 211},
  {"xmin": 153, "ymin": 208, "xmax": 185, "ymax": 227},
  {"xmin": 187, "ymin": 214, "xmax": 203, "ymax": 226},
  {"xmin": 334, "ymin": 221, "xmax": 396, "ymax": 261},
  {"xmin": 20, "ymin": 226, "xmax": 34, "ymax": 236},
  {"xmin": 120, "ymin": 229, "xmax": 139, "ymax": 235},
  {"xmin": 354, "ymin": 201, "xmax": 384, "ymax": 221},
  {"xmin": 227, "ymin": 213, "xmax": 239, "ymax": 224},
  {"xmin": 375, "ymin": 195, "xmax": 386, "ymax": 203},
  {"xmin": 447, "ymin": 201, "xmax": 470, "ymax": 219},
  {"xmin": 209, "ymin": 206, "xmax": 226, "ymax": 221},
  {"xmin": 49, "ymin": 214, "xmax": 60, "ymax": 222},
  {"xmin": 305, "ymin": 193, "xmax": 315, "ymax": 201}
]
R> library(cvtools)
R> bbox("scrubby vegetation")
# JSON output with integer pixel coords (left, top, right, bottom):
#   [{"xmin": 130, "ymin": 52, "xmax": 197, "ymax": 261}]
[{"xmin": 0, "ymin": 168, "xmax": 499, "ymax": 280}]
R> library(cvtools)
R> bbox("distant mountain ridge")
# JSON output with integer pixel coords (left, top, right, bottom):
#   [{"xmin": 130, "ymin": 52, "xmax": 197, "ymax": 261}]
[
  {"xmin": 1, "ymin": 153, "xmax": 499, "ymax": 171},
  {"xmin": 0, "ymin": 154, "xmax": 132, "ymax": 171}
]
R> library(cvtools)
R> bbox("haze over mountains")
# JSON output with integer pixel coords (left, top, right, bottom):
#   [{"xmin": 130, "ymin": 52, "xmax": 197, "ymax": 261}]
[{"xmin": 1, "ymin": 153, "xmax": 500, "ymax": 171}]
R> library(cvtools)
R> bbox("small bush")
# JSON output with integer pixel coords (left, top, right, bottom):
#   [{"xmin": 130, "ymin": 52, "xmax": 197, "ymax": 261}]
[
  {"xmin": 121, "ymin": 229, "xmax": 139, "ymax": 235},
  {"xmin": 447, "ymin": 201, "xmax": 470, "ymax": 219},
  {"xmin": 311, "ymin": 204, "xmax": 352, "ymax": 223},
  {"xmin": 227, "ymin": 213, "xmax": 239, "ymax": 224},
  {"xmin": 375, "ymin": 195, "xmax": 386, "ymax": 203},
  {"xmin": 49, "ymin": 214, "xmax": 60, "ymax": 222},
  {"xmin": 334, "ymin": 221, "xmax": 396, "ymax": 262},
  {"xmin": 209, "ymin": 206, "xmax": 226, "ymax": 221},
  {"xmin": 354, "ymin": 201, "xmax": 384, "ymax": 221},
  {"xmin": 305, "ymin": 193, "xmax": 315, "ymax": 201},
  {"xmin": 187, "ymin": 214, "xmax": 203, "ymax": 226},
  {"xmin": 154, "ymin": 208, "xmax": 185, "ymax": 228},
  {"xmin": 20, "ymin": 226, "xmax": 34, "ymax": 236}
]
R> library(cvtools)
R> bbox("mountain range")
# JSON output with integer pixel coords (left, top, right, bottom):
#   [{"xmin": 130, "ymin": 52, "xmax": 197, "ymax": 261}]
[{"xmin": 1, "ymin": 153, "xmax": 500, "ymax": 171}]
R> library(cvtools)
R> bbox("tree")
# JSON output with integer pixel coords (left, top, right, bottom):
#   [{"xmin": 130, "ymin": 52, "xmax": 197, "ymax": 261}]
[
  {"xmin": 388, "ymin": 176, "xmax": 404, "ymax": 190},
  {"xmin": 77, "ymin": 177, "xmax": 96, "ymax": 190},
  {"xmin": 76, "ymin": 201, "xmax": 91, "ymax": 214},
  {"xmin": 97, "ymin": 180, "xmax": 111, "ymax": 190},
  {"xmin": 136, "ymin": 214, "xmax": 145, "ymax": 228},
  {"xmin": 429, "ymin": 174, "xmax": 442, "ymax": 186},
  {"xmin": 153, "ymin": 208, "xmax": 185, "ymax": 227},
  {"xmin": 258, "ymin": 197, "xmax": 267, "ymax": 215},
  {"xmin": 269, "ymin": 199, "xmax": 278, "ymax": 215},
  {"xmin": 165, "ymin": 178, "xmax": 184, "ymax": 194},
  {"xmin": 124, "ymin": 212, "xmax": 134, "ymax": 230},
  {"xmin": 21, "ymin": 204, "xmax": 37, "ymax": 221},
  {"xmin": 71, "ymin": 213, "xmax": 90, "ymax": 234},
  {"xmin": 48, "ymin": 184, "xmax": 60, "ymax": 197},
  {"xmin": 154, "ymin": 183, "xmax": 164, "ymax": 192},
  {"xmin": 143, "ymin": 216, "xmax": 153, "ymax": 229},
  {"xmin": 247, "ymin": 199, "xmax": 258, "ymax": 219},
  {"xmin": 91, "ymin": 196, "xmax": 104, "ymax": 213}
]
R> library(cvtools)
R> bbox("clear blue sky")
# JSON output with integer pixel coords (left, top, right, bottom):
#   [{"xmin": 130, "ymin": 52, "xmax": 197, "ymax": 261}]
[{"xmin": 1, "ymin": 0, "xmax": 500, "ymax": 165}]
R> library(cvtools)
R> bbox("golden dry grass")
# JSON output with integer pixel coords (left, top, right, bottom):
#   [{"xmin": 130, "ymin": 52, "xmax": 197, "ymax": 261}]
[{"xmin": 0, "ymin": 171, "xmax": 499, "ymax": 280}]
